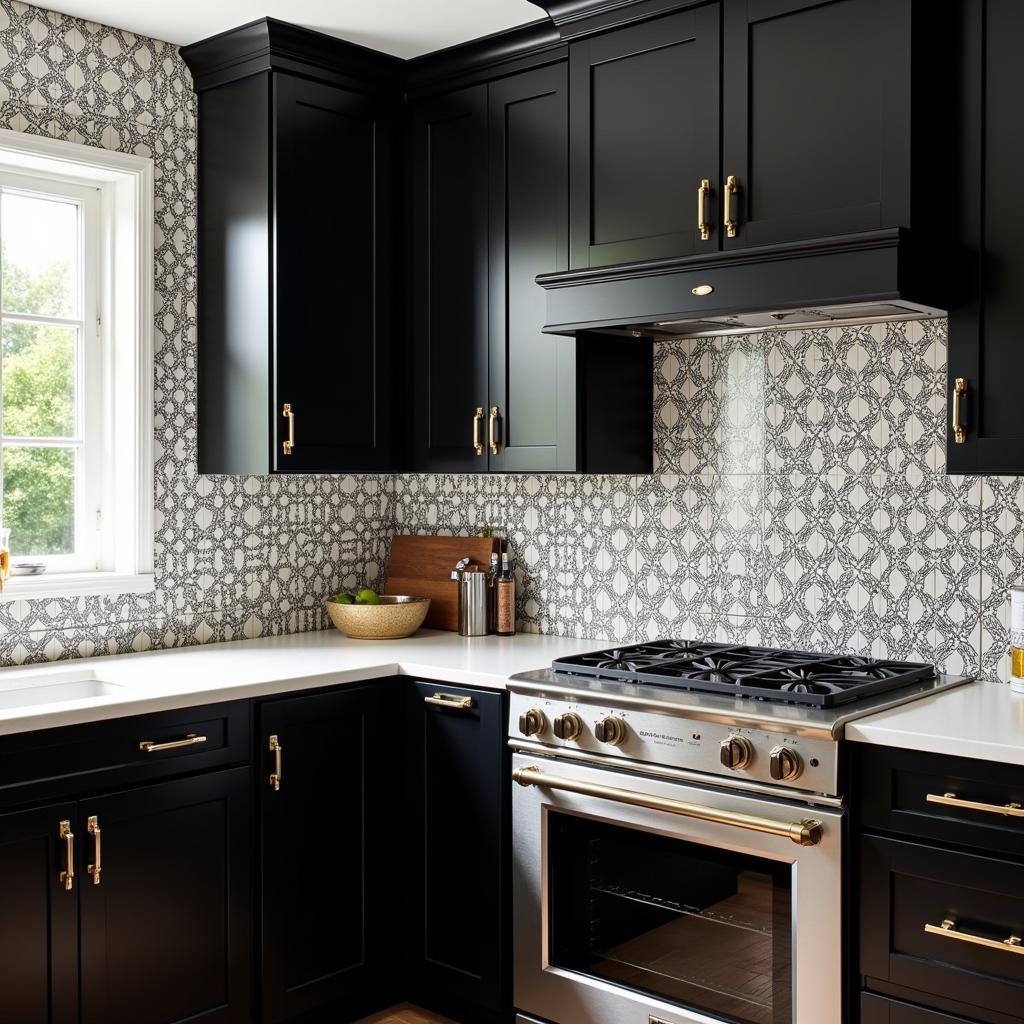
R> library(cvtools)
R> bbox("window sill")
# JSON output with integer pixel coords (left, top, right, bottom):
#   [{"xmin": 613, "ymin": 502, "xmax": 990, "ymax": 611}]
[{"xmin": 0, "ymin": 572, "xmax": 155, "ymax": 601}]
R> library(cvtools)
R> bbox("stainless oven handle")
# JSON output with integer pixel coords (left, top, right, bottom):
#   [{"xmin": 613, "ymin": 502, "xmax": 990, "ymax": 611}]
[{"xmin": 513, "ymin": 764, "xmax": 823, "ymax": 846}]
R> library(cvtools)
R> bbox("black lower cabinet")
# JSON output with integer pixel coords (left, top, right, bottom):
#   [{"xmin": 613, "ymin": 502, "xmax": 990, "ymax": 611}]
[
  {"xmin": 79, "ymin": 769, "xmax": 253, "ymax": 1024},
  {"xmin": 258, "ymin": 685, "xmax": 399, "ymax": 1024},
  {"xmin": 405, "ymin": 682, "xmax": 510, "ymax": 1022},
  {"xmin": 861, "ymin": 992, "xmax": 981, "ymax": 1023},
  {"xmin": 0, "ymin": 801, "xmax": 78, "ymax": 1024}
]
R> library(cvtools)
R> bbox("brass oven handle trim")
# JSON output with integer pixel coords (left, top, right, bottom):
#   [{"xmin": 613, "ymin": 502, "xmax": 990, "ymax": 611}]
[
  {"xmin": 724, "ymin": 174, "xmax": 738, "ymax": 238},
  {"xmin": 268, "ymin": 734, "xmax": 283, "ymax": 791},
  {"xmin": 282, "ymin": 402, "xmax": 295, "ymax": 456},
  {"xmin": 489, "ymin": 406, "xmax": 501, "ymax": 455},
  {"xmin": 927, "ymin": 791, "xmax": 1024, "ymax": 818},
  {"xmin": 473, "ymin": 407, "xmax": 485, "ymax": 456},
  {"xmin": 952, "ymin": 377, "xmax": 967, "ymax": 444},
  {"xmin": 424, "ymin": 692, "xmax": 475, "ymax": 711},
  {"xmin": 925, "ymin": 917, "xmax": 1024, "ymax": 956},
  {"xmin": 512, "ymin": 765, "xmax": 823, "ymax": 846},
  {"xmin": 87, "ymin": 815, "xmax": 101, "ymax": 886},
  {"xmin": 139, "ymin": 733, "xmax": 207, "ymax": 754},
  {"xmin": 698, "ymin": 178, "xmax": 711, "ymax": 241},
  {"xmin": 59, "ymin": 819, "xmax": 74, "ymax": 891}
]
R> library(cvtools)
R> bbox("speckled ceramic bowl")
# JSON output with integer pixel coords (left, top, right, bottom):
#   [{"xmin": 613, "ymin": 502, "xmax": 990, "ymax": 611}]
[{"xmin": 326, "ymin": 595, "xmax": 430, "ymax": 639}]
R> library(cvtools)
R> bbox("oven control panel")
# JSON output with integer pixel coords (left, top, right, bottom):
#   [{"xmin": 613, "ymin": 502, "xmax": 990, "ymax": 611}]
[{"xmin": 508, "ymin": 691, "xmax": 839, "ymax": 796}]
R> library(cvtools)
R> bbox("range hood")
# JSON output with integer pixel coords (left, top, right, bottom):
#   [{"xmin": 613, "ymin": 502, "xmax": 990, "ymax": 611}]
[{"xmin": 536, "ymin": 228, "xmax": 947, "ymax": 338}]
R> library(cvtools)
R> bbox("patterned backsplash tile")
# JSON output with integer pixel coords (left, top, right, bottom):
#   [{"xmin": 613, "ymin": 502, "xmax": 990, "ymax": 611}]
[{"xmin": 0, "ymin": 1, "xmax": 1019, "ymax": 683}]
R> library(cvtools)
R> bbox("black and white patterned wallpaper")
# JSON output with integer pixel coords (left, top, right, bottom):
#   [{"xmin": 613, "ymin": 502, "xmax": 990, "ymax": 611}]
[{"xmin": 0, "ymin": 2, "xmax": 1019, "ymax": 683}]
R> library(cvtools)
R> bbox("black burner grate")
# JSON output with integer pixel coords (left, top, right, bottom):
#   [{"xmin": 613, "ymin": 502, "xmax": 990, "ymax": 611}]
[{"xmin": 551, "ymin": 640, "xmax": 936, "ymax": 707}]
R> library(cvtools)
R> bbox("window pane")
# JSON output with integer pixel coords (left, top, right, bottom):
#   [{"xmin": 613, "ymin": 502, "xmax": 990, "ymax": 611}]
[
  {"xmin": 2, "ymin": 321, "xmax": 77, "ymax": 437},
  {"xmin": 1, "ymin": 192, "xmax": 78, "ymax": 318},
  {"xmin": 2, "ymin": 445, "xmax": 75, "ymax": 556}
]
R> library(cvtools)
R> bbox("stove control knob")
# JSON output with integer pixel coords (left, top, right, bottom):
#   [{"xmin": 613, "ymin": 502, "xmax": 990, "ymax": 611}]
[
  {"xmin": 769, "ymin": 745, "xmax": 803, "ymax": 782},
  {"xmin": 719, "ymin": 735, "xmax": 754, "ymax": 771},
  {"xmin": 518, "ymin": 708, "xmax": 546, "ymax": 737},
  {"xmin": 553, "ymin": 712, "xmax": 583, "ymax": 741},
  {"xmin": 595, "ymin": 716, "xmax": 627, "ymax": 746}
]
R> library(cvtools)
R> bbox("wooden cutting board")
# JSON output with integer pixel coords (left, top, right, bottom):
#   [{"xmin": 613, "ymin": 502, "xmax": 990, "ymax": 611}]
[{"xmin": 385, "ymin": 534, "xmax": 502, "ymax": 632}]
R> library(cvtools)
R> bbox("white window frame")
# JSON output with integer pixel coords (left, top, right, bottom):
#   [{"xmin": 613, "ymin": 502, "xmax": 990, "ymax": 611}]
[{"xmin": 0, "ymin": 130, "xmax": 154, "ymax": 600}]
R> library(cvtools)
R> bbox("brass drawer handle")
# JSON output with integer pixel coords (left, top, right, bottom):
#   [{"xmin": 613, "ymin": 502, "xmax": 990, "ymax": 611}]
[
  {"xmin": 724, "ymin": 174, "xmax": 738, "ymax": 238},
  {"xmin": 139, "ymin": 733, "xmax": 207, "ymax": 753},
  {"xmin": 926, "ymin": 918, "xmax": 1024, "ymax": 956},
  {"xmin": 488, "ymin": 406, "xmax": 501, "ymax": 455},
  {"xmin": 268, "ymin": 734, "xmax": 283, "ymax": 791},
  {"xmin": 952, "ymin": 377, "xmax": 967, "ymax": 444},
  {"xmin": 87, "ymin": 815, "xmax": 102, "ymax": 886},
  {"xmin": 698, "ymin": 178, "xmax": 711, "ymax": 240},
  {"xmin": 59, "ymin": 820, "xmax": 74, "ymax": 891},
  {"xmin": 473, "ymin": 407, "xmax": 485, "ymax": 456},
  {"xmin": 282, "ymin": 402, "xmax": 295, "ymax": 455},
  {"xmin": 424, "ymin": 692, "xmax": 475, "ymax": 711},
  {"xmin": 927, "ymin": 791, "xmax": 1024, "ymax": 818}
]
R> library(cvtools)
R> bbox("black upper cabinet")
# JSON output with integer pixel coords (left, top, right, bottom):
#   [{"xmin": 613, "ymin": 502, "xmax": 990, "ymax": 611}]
[
  {"xmin": 182, "ymin": 20, "xmax": 401, "ymax": 474},
  {"xmin": 568, "ymin": 6, "xmax": 721, "ymax": 268},
  {"xmin": 948, "ymin": 0, "xmax": 1024, "ymax": 474}
]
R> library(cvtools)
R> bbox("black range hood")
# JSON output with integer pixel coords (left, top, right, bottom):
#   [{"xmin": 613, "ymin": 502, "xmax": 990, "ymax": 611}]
[{"xmin": 536, "ymin": 228, "xmax": 948, "ymax": 338}]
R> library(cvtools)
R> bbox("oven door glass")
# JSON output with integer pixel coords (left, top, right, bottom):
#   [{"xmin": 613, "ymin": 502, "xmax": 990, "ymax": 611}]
[{"xmin": 549, "ymin": 812, "xmax": 793, "ymax": 1024}]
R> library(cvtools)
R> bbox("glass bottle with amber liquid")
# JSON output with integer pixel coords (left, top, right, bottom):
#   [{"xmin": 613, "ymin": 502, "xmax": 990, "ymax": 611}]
[{"xmin": 496, "ymin": 552, "xmax": 515, "ymax": 636}]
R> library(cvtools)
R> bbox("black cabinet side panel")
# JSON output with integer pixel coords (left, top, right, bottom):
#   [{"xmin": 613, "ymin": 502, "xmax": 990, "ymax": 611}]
[{"xmin": 196, "ymin": 75, "xmax": 272, "ymax": 475}]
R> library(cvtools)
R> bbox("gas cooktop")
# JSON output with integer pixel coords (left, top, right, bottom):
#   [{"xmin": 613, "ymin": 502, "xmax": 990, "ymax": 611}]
[{"xmin": 550, "ymin": 640, "xmax": 936, "ymax": 708}]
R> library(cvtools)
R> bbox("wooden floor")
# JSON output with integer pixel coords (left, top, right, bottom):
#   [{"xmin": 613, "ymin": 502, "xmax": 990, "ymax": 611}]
[{"xmin": 355, "ymin": 1004, "xmax": 460, "ymax": 1024}]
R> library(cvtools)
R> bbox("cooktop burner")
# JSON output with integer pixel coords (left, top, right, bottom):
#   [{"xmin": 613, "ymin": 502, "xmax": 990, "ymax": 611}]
[{"xmin": 551, "ymin": 640, "xmax": 936, "ymax": 707}]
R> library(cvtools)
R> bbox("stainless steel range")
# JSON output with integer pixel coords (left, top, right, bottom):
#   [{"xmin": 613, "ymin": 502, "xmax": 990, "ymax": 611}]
[{"xmin": 509, "ymin": 640, "xmax": 971, "ymax": 1024}]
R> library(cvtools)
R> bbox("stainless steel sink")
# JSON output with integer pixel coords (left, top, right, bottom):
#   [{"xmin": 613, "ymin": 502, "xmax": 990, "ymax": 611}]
[{"xmin": 0, "ymin": 673, "xmax": 126, "ymax": 710}]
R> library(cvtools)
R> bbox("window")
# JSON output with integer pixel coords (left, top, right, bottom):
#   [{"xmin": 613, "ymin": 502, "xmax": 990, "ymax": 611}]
[{"xmin": 0, "ymin": 131, "xmax": 154, "ymax": 598}]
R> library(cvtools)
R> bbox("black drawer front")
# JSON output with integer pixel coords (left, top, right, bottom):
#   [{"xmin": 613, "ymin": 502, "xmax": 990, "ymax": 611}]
[
  {"xmin": 0, "ymin": 701, "xmax": 250, "ymax": 807},
  {"xmin": 861, "ymin": 991, "xmax": 983, "ymax": 1023},
  {"xmin": 858, "ymin": 746, "xmax": 1024, "ymax": 857},
  {"xmin": 862, "ymin": 836, "xmax": 1024, "ymax": 1019}
]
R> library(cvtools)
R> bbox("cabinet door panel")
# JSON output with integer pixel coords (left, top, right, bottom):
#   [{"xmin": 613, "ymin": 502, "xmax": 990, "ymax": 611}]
[
  {"xmin": 273, "ymin": 73, "xmax": 397, "ymax": 472},
  {"xmin": 569, "ymin": 6, "xmax": 721, "ymax": 267},
  {"xmin": 488, "ymin": 65, "xmax": 574, "ymax": 472},
  {"xmin": 723, "ymin": 0, "xmax": 910, "ymax": 248},
  {"xmin": 79, "ymin": 769, "xmax": 251, "ymax": 1024},
  {"xmin": 0, "ymin": 802, "xmax": 77, "ymax": 1024},
  {"xmin": 259, "ymin": 685, "xmax": 394, "ymax": 1023},
  {"xmin": 412, "ymin": 86, "xmax": 490, "ymax": 472}
]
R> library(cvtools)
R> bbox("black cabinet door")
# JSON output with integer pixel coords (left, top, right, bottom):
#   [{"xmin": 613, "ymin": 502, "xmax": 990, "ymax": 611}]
[
  {"xmin": 406, "ymin": 681, "xmax": 509, "ymax": 1017},
  {"xmin": 948, "ymin": 0, "xmax": 1024, "ymax": 473},
  {"xmin": 488, "ymin": 65, "xmax": 575, "ymax": 472},
  {"xmin": 411, "ymin": 86, "xmax": 490, "ymax": 472},
  {"xmin": 722, "ymin": 0, "xmax": 912, "ymax": 248},
  {"xmin": 273, "ymin": 73, "xmax": 397, "ymax": 472},
  {"xmin": 569, "ymin": 6, "xmax": 721, "ymax": 268},
  {"xmin": 78, "ymin": 769, "xmax": 252, "ymax": 1024},
  {"xmin": 259, "ymin": 684, "xmax": 395, "ymax": 1024},
  {"xmin": 0, "ymin": 802, "xmax": 78, "ymax": 1024}
]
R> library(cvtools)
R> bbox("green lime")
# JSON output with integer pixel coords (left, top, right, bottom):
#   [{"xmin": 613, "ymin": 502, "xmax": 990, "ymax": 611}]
[
  {"xmin": 355, "ymin": 588, "xmax": 380, "ymax": 605},
  {"xmin": 331, "ymin": 593, "xmax": 354, "ymax": 605}
]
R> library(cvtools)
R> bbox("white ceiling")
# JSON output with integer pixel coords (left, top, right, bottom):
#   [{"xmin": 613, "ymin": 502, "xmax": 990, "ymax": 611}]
[{"xmin": 45, "ymin": 0, "xmax": 545, "ymax": 58}]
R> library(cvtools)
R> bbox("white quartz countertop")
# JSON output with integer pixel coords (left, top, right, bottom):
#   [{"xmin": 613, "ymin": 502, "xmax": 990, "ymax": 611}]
[
  {"xmin": 0, "ymin": 629, "xmax": 601, "ymax": 737},
  {"xmin": 847, "ymin": 679, "xmax": 1024, "ymax": 766}
]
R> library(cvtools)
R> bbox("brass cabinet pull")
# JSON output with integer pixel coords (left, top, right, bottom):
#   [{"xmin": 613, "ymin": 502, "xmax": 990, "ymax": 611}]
[
  {"xmin": 59, "ymin": 820, "xmax": 74, "ymax": 891},
  {"xmin": 724, "ymin": 174, "xmax": 739, "ymax": 238},
  {"xmin": 139, "ymin": 733, "xmax": 207, "ymax": 753},
  {"xmin": 927, "ymin": 791, "xmax": 1024, "ymax": 818},
  {"xmin": 424, "ymin": 692, "xmax": 475, "ymax": 711},
  {"xmin": 87, "ymin": 815, "xmax": 102, "ymax": 886},
  {"xmin": 925, "ymin": 917, "xmax": 1024, "ymax": 956},
  {"xmin": 472, "ymin": 407, "xmax": 485, "ymax": 456},
  {"xmin": 282, "ymin": 402, "xmax": 295, "ymax": 456},
  {"xmin": 512, "ymin": 765, "xmax": 823, "ymax": 846},
  {"xmin": 268, "ymin": 734, "xmax": 283, "ymax": 791},
  {"xmin": 952, "ymin": 377, "xmax": 967, "ymax": 444},
  {"xmin": 698, "ymin": 178, "xmax": 712, "ymax": 240},
  {"xmin": 488, "ymin": 406, "xmax": 501, "ymax": 455}
]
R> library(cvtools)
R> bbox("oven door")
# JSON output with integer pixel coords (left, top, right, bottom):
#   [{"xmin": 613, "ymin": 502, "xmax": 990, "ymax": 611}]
[{"xmin": 512, "ymin": 753, "xmax": 844, "ymax": 1024}]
